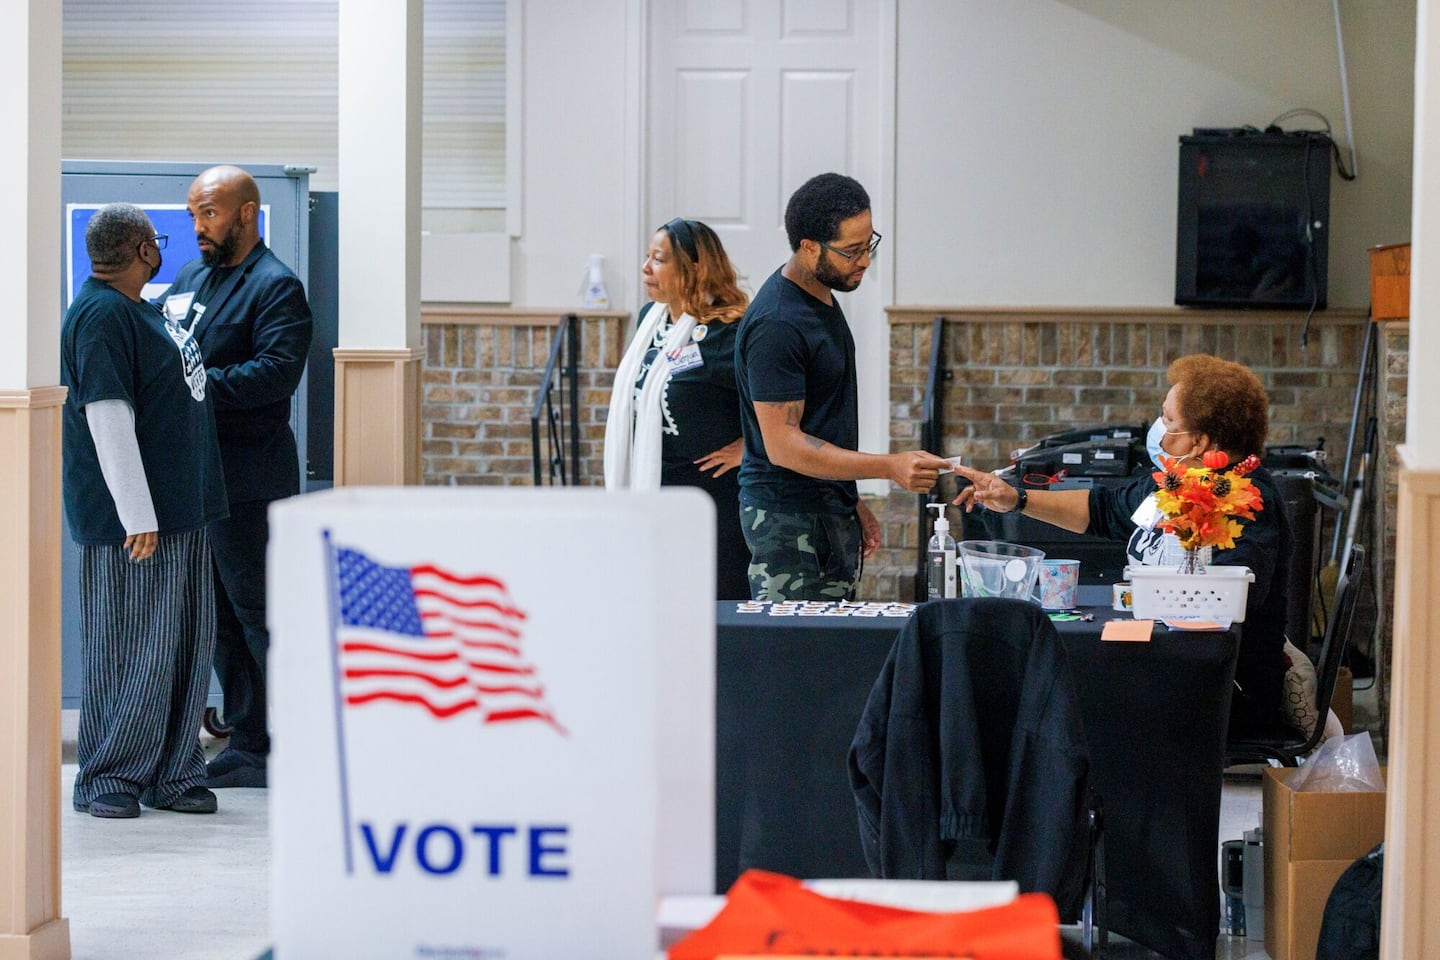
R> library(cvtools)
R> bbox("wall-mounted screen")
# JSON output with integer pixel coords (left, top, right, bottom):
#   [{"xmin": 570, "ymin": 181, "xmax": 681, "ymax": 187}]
[{"xmin": 1175, "ymin": 130, "xmax": 1331, "ymax": 309}]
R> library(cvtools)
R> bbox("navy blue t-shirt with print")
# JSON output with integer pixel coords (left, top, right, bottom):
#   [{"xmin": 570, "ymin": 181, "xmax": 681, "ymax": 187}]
[
  {"xmin": 734, "ymin": 268, "xmax": 858, "ymax": 514},
  {"xmin": 61, "ymin": 276, "xmax": 228, "ymax": 545}
]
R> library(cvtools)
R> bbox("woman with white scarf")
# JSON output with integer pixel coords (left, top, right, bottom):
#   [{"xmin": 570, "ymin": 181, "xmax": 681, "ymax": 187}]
[{"xmin": 604, "ymin": 218, "xmax": 751, "ymax": 599}]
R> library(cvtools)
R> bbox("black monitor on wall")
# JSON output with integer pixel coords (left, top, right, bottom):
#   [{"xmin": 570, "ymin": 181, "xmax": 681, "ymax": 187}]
[{"xmin": 1175, "ymin": 129, "xmax": 1331, "ymax": 309}]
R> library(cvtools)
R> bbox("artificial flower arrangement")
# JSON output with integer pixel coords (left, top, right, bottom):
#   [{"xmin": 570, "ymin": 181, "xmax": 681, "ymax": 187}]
[{"xmin": 1152, "ymin": 450, "xmax": 1265, "ymax": 553}]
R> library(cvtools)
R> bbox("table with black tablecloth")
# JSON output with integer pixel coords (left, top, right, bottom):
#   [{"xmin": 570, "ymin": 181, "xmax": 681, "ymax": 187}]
[{"xmin": 715, "ymin": 595, "xmax": 1238, "ymax": 960}]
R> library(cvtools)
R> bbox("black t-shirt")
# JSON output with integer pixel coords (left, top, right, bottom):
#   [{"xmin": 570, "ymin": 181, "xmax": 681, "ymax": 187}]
[
  {"xmin": 61, "ymin": 277, "xmax": 228, "ymax": 544},
  {"xmin": 1087, "ymin": 467, "xmax": 1292, "ymax": 714},
  {"xmin": 734, "ymin": 269, "xmax": 858, "ymax": 513},
  {"xmin": 631, "ymin": 302, "xmax": 742, "ymax": 483}
]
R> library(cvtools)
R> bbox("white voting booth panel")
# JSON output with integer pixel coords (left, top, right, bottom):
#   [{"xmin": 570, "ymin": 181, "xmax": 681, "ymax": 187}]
[{"xmin": 268, "ymin": 488, "xmax": 715, "ymax": 958}]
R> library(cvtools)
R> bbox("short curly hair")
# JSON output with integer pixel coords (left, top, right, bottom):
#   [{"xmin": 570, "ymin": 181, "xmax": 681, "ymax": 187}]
[
  {"xmin": 783, "ymin": 173, "xmax": 869, "ymax": 252},
  {"xmin": 1167, "ymin": 354, "xmax": 1269, "ymax": 458},
  {"xmin": 85, "ymin": 203, "xmax": 152, "ymax": 273}
]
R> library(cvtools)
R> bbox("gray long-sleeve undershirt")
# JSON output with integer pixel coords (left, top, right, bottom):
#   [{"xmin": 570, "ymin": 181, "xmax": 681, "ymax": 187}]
[{"xmin": 84, "ymin": 398, "xmax": 158, "ymax": 536}]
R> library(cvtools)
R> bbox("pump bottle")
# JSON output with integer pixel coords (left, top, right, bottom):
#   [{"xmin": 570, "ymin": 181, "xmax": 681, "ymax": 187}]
[
  {"xmin": 926, "ymin": 503, "xmax": 957, "ymax": 600},
  {"xmin": 583, "ymin": 254, "xmax": 610, "ymax": 309}
]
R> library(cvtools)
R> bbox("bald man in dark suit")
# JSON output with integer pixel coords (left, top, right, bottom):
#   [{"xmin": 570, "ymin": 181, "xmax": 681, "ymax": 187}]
[{"xmin": 157, "ymin": 165, "xmax": 313, "ymax": 788}]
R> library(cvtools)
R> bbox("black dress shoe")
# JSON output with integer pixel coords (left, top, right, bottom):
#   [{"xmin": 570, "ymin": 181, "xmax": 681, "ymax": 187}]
[
  {"xmin": 160, "ymin": 785, "xmax": 218, "ymax": 814},
  {"xmin": 205, "ymin": 748, "xmax": 267, "ymax": 788},
  {"xmin": 75, "ymin": 792, "xmax": 141, "ymax": 819}
]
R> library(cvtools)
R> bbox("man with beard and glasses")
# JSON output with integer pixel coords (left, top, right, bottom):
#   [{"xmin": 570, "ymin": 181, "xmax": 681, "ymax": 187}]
[
  {"xmin": 156, "ymin": 165, "xmax": 313, "ymax": 789},
  {"xmin": 734, "ymin": 173, "xmax": 948, "ymax": 601},
  {"xmin": 63, "ymin": 203, "xmax": 228, "ymax": 818}
]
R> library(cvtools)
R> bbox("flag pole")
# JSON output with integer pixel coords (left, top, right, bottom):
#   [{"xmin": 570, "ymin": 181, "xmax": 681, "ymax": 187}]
[{"xmin": 322, "ymin": 530, "xmax": 356, "ymax": 874}]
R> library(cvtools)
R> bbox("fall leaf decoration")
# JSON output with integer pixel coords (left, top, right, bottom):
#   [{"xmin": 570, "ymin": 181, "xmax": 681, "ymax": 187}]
[{"xmin": 1151, "ymin": 451, "xmax": 1264, "ymax": 552}]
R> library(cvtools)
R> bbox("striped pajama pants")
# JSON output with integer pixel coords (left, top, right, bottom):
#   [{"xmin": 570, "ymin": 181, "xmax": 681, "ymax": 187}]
[{"xmin": 73, "ymin": 528, "xmax": 216, "ymax": 809}]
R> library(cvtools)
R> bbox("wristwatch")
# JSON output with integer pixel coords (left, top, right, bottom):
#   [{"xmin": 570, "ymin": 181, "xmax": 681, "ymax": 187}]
[{"xmin": 1014, "ymin": 486, "xmax": 1029, "ymax": 513}]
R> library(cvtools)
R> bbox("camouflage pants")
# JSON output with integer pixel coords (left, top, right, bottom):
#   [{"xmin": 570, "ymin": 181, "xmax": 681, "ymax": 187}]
[{"xmin": 740, "ymin": 505, "xmax": 862, "ymax": 601}]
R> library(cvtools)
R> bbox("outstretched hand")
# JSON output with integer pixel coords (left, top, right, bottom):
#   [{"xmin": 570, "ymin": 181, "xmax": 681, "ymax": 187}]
[
  {"xmin": 950, "ymin": 464, "xmax": 1020, "ymax": 513},
  {"xmin": 890, "ymin": 451, "xmax": 951, "ymax": 494}
]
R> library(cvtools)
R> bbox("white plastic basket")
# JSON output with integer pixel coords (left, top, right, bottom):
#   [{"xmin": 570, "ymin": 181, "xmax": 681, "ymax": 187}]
[{"xmin": 1123, "ymin": 564, "xmax": 1254, "ymax": 622}]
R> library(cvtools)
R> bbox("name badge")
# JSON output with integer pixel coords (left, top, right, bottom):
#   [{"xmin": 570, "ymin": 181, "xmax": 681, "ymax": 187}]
[
  {"xmin": 667, "ymin": 341, "xmax": 704, "ymax": 374},
  {"xmin": 164, "ymin": 291, "xmax": 194, "ymax": 324},
  {"xmin": 1130, "ymin": 494, "xmax": 1164, "ymax": 530}
]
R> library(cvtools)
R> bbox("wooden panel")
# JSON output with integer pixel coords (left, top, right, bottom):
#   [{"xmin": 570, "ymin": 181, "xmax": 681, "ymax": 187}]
[
  {"xmin": 1382, "ymin": 459, "xmax": 1440, "ymax": 960},
  {"xmin": 676, "ymin": 71, "xmax": 748, "ymax": 222},
  {"xmin": 334, "ymin": 349, "xmax": 422, "ymax": 486},
  {"xmin": 1370, "ymin": 242, "xmax": 1411, "ymax": 320},
  {"xmin": 0, "ymin": 391, "xmax": 72, "ymax": 957}
]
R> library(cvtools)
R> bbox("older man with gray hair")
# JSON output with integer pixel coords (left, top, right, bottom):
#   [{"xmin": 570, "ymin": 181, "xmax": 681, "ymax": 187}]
[{"xmin": 61, "ymin": 202, "xmax": 229, "ymax": 818}]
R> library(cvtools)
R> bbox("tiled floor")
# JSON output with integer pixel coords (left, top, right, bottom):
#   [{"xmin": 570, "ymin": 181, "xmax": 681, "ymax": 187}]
[{"xmin": 58, "ymin": 744, "xmax": 1279, "ymax": 960}]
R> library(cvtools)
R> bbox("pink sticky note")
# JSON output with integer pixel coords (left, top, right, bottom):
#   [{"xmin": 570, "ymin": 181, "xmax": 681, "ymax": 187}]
[{"xmin": 1102, "ymin": 619, "xmax": 1155, "ymax": 642}]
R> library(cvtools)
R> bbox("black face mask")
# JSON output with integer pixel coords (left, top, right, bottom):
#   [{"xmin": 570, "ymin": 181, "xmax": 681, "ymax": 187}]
[{"xmin": 148, "ymin": 249, "xmax": 162, "ymax": 282}]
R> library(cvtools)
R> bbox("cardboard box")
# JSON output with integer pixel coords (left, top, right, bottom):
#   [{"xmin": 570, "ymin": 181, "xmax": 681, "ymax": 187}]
[
  {"xmin": 1263, "ymin": 766, "xmax": 1386, "ymax": 960},
  {"xmin": 1369, "ymin": 242, "xmax": 1410, "ymax": 320},
  {"xmin": 1331, "ymin": 665, "xmax": 1353, "ymax": 733}
]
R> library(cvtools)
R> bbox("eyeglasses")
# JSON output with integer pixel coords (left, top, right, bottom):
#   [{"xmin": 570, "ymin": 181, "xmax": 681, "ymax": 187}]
[
  {"xmin": 818, "ymin": 231, "xmax": 882, "ymax": 262},
  {"xmin": 149, "ymin": 234, "xmax": 168, "ymax": 250}
]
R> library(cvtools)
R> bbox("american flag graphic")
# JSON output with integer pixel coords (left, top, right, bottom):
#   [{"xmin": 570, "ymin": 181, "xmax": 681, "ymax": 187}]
[{"xmin": 331, "ymin": 544, "xmax": 564, "ymax": 733}]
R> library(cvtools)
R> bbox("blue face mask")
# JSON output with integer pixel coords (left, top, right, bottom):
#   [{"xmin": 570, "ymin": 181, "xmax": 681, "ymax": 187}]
[{"xmin": 1145, "ymin": 416, "xmax": 1168, "ymax": 471}]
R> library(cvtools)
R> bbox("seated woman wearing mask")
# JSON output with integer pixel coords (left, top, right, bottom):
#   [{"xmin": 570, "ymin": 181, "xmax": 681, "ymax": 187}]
[
  {"xmin": 604, "ymin": 217, "xmax": 751, "ymax": 600},
  {"xmin": 951, "ymin": 354, "xmax": 1291, "ymax": 735}
]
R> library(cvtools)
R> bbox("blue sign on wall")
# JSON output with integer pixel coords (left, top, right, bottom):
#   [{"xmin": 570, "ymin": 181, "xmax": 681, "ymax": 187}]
[{"xmin": 66, "ymin": 203, "xmax": 270, "ymax": 306}]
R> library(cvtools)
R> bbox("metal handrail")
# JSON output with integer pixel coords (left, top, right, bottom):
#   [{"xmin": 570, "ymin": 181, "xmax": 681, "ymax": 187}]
[
  {"xmin": 529, "ymin": 313, "xmax": 581, "ymax": 485},
  {"xmin": 915, "ymin": 316, "xmax": 948, "ymax": 600}
]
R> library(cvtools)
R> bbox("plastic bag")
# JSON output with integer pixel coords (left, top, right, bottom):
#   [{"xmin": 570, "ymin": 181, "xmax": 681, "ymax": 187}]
[{"xmin": 1289, "ymin": 731, "xmax": 1385, "ymax": 792}]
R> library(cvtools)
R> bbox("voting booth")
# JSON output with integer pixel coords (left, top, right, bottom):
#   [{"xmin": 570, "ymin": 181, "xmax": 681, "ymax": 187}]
[{"xmin": 268, "ymin": 487, "xmax": 716, "ymax": 958}]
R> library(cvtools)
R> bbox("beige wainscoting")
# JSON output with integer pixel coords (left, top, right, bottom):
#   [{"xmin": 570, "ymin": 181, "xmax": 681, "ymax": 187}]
[
  {"xmin": 333, "ymin": 348, "xmax": 423, "ymax": 486},
  {"xmin": 0, "ymin": 386, "xmax": 71, "ymax": 960},
  {"xmin": 1382, "ymin": 454, "xmax": 1440, "ymax": 960}
]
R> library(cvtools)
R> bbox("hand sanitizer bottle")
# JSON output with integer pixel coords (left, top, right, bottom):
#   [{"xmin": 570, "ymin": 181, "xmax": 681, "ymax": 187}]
[
  {"xmin": 927, "ymin": 503, "xmax": 957, "ymax": 601},
  {"xmin": 583, "ymin": 254, "xmax": 610, "ymax": 309}
]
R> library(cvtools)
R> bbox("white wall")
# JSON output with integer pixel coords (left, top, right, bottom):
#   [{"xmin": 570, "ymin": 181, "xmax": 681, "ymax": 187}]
[
  {"xmin": 892, "ymin": 0, "xmax": 1415, "ymax": 309},
  {"xmin": 508, "ymin": 0, "xmax": 1417, "ymax": 313}
]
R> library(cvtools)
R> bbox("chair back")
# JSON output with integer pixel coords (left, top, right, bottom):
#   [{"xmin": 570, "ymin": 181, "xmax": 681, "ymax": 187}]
[{"xmin": 1309, "ymin": 543, "xmax": 1365, "ymax": 738}]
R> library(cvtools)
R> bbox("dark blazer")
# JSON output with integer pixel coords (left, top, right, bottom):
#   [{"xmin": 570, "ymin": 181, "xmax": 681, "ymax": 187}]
[
  {"xmin": 848, "ymin": 598, "xmax": 1092, "ymax": 918},
  {"xmin": 159, "ymin": 242, "xmax": 313, "ymax": 503}
]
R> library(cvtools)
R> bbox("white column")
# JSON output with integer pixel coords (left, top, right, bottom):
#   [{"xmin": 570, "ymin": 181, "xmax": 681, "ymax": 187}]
[
  {"xmin": 0, "ymin": 2, "xmax": 71, "ymax": 958},
  {"xmin": 1409, "ymin": 0, "xmax": 1440, "ymax": 464},
  {"xmin": 338, "ymin": 0, "xmax": 422, "ymax": 351},
  {"xmin": 1382, "ymin": 2, "xmax": 1440, "ymax": 958},
  {"xmin": 334, "ymin": 0, "xmax": 424, "ymax": 484}
]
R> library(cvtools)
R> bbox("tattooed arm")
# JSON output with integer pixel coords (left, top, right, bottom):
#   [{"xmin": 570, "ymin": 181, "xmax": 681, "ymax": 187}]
[{"xmin": 751, "ymin": 398, "xmax": 947, "ymax": 494}]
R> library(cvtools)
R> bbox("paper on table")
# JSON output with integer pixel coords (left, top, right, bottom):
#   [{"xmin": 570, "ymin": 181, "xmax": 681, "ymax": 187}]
[
  {"xmin": 1162, "ymin": 618, "xmax": 1231, "ymax": 631},
  {"xmin": 1101, "ymin": 619, "xmax": 1154, "ymax": 642},
  {"xmin": 805, "ymin": 878, "xmax": 1018, "ymax": 913}
]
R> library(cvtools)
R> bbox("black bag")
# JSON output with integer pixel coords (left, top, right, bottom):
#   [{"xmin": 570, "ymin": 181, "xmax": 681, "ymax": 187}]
[{"xmin": 1315, "ymin": 842, "xmax": 1383, "ymax": 960}]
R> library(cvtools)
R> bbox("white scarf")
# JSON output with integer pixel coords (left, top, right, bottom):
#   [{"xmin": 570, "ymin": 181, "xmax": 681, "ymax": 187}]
[{"xmin": 603, "ymin": 302, "xmax": 699, "ymax": 491}]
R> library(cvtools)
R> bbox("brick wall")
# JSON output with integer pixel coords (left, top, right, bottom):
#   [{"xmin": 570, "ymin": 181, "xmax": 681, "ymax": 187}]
[
  {"xmin": 418, "ymin": 307, "xmax": 1379, "ymax": 613},
  {"xmin": 1377, "ymin": 321, "xmax": 1408, "ymax": 736},
  {"xmin": 875, "ymin": 309, "xmax": 1371, "ymax": 598},
  {"xmin": 420, "ymin": 313, "xmax": 626, "ymax": 487}
]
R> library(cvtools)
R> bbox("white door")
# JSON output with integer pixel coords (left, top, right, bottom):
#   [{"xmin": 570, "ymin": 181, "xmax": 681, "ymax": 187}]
[{"xmin": 646, "ymin": 0, "xmax": 897, "ymax": 479}]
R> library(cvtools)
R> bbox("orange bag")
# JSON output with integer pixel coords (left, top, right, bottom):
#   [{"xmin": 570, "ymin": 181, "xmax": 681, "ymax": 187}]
[{"xmin": 669, "ymin": 870, "xmax": 1062, "ymax": 960}]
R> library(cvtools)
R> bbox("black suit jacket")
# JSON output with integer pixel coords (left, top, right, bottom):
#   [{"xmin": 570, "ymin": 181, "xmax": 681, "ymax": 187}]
[
  {"xmin": 158, "ymin": 242, "xmax": 313, "ymax": 504},
  {"xmin": 848, "ymin": 598, "xmax": 1092, "ymax": 918}
]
